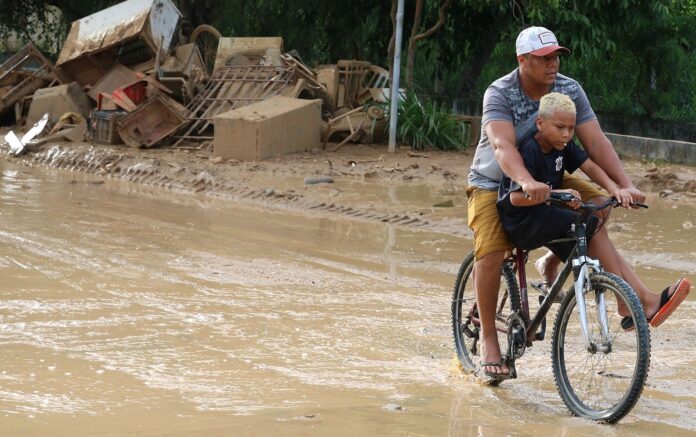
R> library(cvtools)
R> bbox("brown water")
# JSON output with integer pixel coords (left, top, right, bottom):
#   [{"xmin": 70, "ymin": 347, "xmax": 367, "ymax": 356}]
[{"xmin": 0, "ymin": 160, "xmax": 695, "ymax": 436}]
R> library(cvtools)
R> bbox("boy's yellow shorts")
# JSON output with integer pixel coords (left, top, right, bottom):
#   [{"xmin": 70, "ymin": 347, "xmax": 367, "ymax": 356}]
[{"xmin": 467, "ymin": 174, "xmax": 605, "ymax": 260}]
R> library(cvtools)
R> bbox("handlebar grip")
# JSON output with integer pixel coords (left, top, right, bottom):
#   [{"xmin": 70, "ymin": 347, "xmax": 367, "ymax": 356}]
[{"xmin": 548, "ymin": 192, "xmax": 576, "ymax": 203}]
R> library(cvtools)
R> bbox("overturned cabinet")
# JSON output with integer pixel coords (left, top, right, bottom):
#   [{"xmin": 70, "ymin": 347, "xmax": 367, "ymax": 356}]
[
  {"xmin": 214, "ymin": 96, "xmax": 321, "ymax": 161},
  {"xmin": 55, "ymin": 0, "xmax": 181, "ymax": 88}
]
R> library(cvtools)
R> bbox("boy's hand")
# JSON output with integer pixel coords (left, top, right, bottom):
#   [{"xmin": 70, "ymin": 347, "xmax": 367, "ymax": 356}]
[
  {"xmin": 558, "ymin": 189, "xmax": 581, "ymax": 209},
  {"xmin": 612, "ymin": 188, "xmax": 634, "ymax": 208}
]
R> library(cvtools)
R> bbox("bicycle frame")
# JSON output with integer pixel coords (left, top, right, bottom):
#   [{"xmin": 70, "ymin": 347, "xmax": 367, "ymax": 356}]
[{"xmin": 511, "ymin": 218, "xmax": 611, "ymax": 350}]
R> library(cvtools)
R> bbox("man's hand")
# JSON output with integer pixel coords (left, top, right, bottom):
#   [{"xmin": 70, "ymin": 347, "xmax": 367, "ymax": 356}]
[
  {"xmin": 611, "ymin": 188, "xmax": 634, "ymax": 208},
  {"xmin": 521, "ymin": 180, "xmax": 551, "ymax": 203},
  {"xmin": 622, "ymin": 186, "xmax": 646, "ymax": 206}
]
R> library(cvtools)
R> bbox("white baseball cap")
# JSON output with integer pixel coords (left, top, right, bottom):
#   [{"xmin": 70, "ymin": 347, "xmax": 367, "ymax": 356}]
[{"xmin": 516, "ymin": 26, "xmax": 570, "ymax": 56}]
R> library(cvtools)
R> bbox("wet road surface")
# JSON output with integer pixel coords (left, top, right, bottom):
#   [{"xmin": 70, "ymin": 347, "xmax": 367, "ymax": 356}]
[{"xmin": 0, "ymin": 161, "xmax": 695, "ymax": 436}]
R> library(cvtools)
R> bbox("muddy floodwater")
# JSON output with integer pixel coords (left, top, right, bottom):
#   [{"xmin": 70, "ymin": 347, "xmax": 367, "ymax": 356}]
[{"xmin": 1, "ymin": 159, "xmax": 695, "ymax": 436}]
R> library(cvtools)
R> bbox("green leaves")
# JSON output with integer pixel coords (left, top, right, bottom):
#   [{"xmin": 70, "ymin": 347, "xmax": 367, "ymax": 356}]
[{"xmin": 396, "ymin": 90, "xmax": 468, "ymax": 151}]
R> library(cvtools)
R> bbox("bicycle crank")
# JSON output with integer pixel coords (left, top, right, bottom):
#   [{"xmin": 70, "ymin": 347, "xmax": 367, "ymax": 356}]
[{"xmin": 507, "ymin": 312, "xmax": 527, "ymax": 359}]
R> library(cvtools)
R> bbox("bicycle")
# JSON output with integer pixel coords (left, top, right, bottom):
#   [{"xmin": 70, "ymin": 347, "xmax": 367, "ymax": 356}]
[{"xmin": 451, "ymin": 194, "xmax": 651, "ymax": 423}]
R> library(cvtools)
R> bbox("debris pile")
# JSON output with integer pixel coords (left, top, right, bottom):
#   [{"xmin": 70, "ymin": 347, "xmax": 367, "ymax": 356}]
[{"xmin": 1, "ymin": 0, "xmax": 393, "ymax": 160}]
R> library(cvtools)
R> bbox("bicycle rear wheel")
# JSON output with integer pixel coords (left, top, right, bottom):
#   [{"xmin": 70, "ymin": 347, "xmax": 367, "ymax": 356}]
[
  {"xmin": 451, "ymin": 251, "xmax": 519, "ymax": 375},
  {"xmin": 552, "ymin": 271, "xmax": 650, "ymax": 423}
]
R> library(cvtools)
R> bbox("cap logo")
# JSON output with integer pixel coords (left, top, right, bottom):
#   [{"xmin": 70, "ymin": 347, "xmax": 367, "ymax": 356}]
[{"xmin": 538, "ymin": 31, "xmax": 556, "ymax": 45}]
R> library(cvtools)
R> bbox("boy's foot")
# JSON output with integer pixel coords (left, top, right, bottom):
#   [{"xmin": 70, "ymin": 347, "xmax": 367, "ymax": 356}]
[
  {"xmin": 621, "ymin": 278, "xmax": 691, "ymax": 331},
  {"xmin": 530, "ymin": 280, "xmax": 565, "ymax": 303}
]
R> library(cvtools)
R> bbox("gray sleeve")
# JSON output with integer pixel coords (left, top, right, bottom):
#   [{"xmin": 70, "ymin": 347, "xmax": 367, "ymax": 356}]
[
  {"xmin": 481, "ymin": 86, "xmax": 513, "ymax": 127},
  {"xmin": 574, "ymin": 84, "xmax": 597, "ymax": 126}
]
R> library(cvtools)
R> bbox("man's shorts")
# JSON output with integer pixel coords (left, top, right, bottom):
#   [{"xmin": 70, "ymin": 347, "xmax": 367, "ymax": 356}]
[{"xmin": 467, "ymin": 173, "xmax": 605, "ymax": 260}]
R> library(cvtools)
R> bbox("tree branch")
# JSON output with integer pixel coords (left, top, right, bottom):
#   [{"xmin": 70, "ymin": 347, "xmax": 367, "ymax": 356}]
[{"xmin": 413, "ymin": 0, "xmax": 451, "ymax": 43}]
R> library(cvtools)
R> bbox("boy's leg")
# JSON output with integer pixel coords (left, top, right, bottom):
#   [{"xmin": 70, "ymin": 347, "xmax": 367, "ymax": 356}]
[
  {"xmin": 467, "ymin": 187, "xmax": 513, "ymax": 376},
  {"xmin": 536, "ymin": 174, "xmax": 607, "ymax": 283}
]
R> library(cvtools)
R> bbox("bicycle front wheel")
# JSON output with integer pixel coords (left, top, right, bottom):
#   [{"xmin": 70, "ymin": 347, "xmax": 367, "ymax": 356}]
[{"xmin": 552, "ymin": 271, "xmax": 650, "ymax": 423}]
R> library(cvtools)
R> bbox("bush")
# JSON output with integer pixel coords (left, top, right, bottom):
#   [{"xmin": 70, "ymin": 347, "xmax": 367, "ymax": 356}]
[{"xmin": 396, "ymin": 90, "xmax": 468, "ymax": 151}]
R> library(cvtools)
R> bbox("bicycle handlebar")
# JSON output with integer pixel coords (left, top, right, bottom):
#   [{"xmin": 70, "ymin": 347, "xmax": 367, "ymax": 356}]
[{"xmin": 546, "ymin": 192, "xmax": 648, "ymax": 212}]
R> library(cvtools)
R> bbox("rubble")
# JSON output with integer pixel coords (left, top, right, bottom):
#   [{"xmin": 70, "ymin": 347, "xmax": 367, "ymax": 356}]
[
  {"xmin": 171, "ymin": 39, "xmax": 331, "ymax": 147},
  {"xmin": 214, "ymin": 96, "xmax": 321, "ymax": 161},
  {"xmin": 26, "ymin": 82, "xmax": 91, "ymax": 126},
  {"xmin": 55, "ymin": 0, "xmax": 181, "ymax": 88},
  {"xmin": 117, "ymin": 94, "xmax": 186, "ymax": 148},
  {"xmin": 0, "ymin": 0, "xmax": 395, "ymax": 160},
  {"xmin": 0, "ymin": 43, "xmax": 62, "ymax": 120}
]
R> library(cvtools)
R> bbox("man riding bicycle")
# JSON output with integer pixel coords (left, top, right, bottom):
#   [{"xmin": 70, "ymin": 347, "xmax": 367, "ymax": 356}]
[{"xmin": 466, "ymin": 26, "xmax": 691, "ymax": 379}]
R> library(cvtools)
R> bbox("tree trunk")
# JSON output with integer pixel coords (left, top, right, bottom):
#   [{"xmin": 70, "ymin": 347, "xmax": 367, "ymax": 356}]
[
  {"xmin": 388, "ymin": 0, "xmax": 397, "ymax": 76},
  {"xmin": 405, "ymin": 0, "xmax": 451, "ymax": 89}
]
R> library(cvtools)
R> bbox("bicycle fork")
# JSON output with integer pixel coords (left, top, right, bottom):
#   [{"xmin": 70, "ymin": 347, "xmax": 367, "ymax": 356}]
[{"xmin": 572, "ymin": 256, "xmax": 611, "ymax": 353}]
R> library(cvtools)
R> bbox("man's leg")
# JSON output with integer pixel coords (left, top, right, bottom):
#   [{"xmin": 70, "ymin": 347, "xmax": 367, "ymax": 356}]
[
  {"xmin": 588, "ymin": 227, "xmax": 689, "ymax": 320},
  {"xmin": 474, "ymin": 251, "xmax": 509, "ymax": 376},
  {"xmin": 466, "ymin": 186, "xmax": 512, "ymax": 377}
]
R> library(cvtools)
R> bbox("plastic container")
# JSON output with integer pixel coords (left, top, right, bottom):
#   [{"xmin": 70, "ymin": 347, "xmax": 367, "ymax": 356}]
[{"xmin": 89, "ymin": 109, "xmax": 127, "ymax": 144}]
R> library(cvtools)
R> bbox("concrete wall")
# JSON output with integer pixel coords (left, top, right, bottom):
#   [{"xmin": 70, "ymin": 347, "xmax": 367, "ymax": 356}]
[{"xmin": 608, "ymin": 133, "xmax": 696, "ymax": 166}]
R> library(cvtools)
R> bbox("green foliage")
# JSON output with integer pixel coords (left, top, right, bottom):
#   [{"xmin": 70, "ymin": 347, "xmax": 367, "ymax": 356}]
[
  {"xmin": 1, "ymin": 0, "xmax": 694, "ymax": 125},
  {"xmin": 397, "ymin": 90, "xmax": 467, "ymax": 151}
]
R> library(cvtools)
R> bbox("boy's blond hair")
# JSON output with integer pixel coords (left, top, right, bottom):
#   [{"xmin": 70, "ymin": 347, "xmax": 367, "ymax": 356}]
[{"xmin": 538, "ymin": 92, "xmax": 576, "ymax": 118}]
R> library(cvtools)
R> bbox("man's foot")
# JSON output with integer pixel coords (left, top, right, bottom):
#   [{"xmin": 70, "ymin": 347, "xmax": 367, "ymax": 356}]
[
  {"xmin": 621, "ymin": 278, "xmax": 691, "ymax": 331},
  {"xmin": 481, "ymin": 359, "xmax": 513, "ymax": 381},
  {"xmin": 479, "ymin": 337, "xmax": 510, "ymax": 379},
  {"xmin": 535, "ymin": 251, "xmax": 560, "ymax": 285}
]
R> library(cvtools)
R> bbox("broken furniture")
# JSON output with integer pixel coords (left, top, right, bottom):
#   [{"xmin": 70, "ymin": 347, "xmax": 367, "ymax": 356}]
[
  {"xmin": 155, "ymin": 43, "xmax": 207, "ymax": 104},
  {"xmin": 0, "ymin": 43, "xmax": 62, "ymax": 120},
  {"xmin": 89, "ymin": 110, "xmax": 128, "ymax": 144},
  {"xmin": 171, "ymin": 42, "xmax": 330, "ymax": 147},
  {"xmin": 55, "ymin": 0, "xmax": 181, "ymax": 88},
  {"xmin": 334, "ymin": 60, "xmax": 390, "ymax": 109},
  {"xmin": 117, "ymin": 94, "xmax": 186, "ymax": 148},
  {"xmin": 214, "ymin": 96, "xmax": 321, "ymax": 161},
  {"xmin": 323, "ymin": 103, "xmax": 388, "ymax": 151},
  {"xmin": 26, "ymin": 82, "xmax": 92, "ymax": 127},
  {"xmin": 213, "ymin": 37, "xmax": 284, "ymax": 73},
  {"xmin": 452, "ymin": 115, "xmax": 481, "ymax": 149},
  {"xmin": 87, "ymin": 64, "xmax": 141, "ymax": 102}
]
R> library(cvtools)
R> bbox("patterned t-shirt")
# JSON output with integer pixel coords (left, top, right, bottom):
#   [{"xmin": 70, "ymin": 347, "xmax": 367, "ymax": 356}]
[{"xmin": 468, "ymin": 68, "xmax": 596, "ymax": 190}]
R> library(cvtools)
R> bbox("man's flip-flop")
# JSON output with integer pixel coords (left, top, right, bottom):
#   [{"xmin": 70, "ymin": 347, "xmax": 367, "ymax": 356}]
[
  {"xmin": 480, "ymin": 360, "xmax": 513, "ymax": 381},
  {"xmin": 621, "ymin": 278, "xmax": 691, "ymax": 331}
]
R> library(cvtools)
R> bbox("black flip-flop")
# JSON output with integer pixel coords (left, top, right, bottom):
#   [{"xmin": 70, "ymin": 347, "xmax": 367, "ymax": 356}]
[{"xmin": 481, "ymin": 360, "xmax": 513, "ymax": 381}]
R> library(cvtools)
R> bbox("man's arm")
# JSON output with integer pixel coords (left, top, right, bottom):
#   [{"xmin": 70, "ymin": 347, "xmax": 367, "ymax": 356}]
[
  {"xmin": 574, "ymin": 119, "xmax": 645, "ymax": 202},
  {"xmin": 486, "ymin": 120, "xmax": 550, "ymax": 202},
  {"xmin": 579, "ymin": 158, "xmax": 633, "ymax": 207}
]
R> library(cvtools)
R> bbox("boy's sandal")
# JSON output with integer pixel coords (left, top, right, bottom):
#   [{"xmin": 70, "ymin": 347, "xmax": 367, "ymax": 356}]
[
  {"xmin": 480, "ymin": 360, "xmax": 513, "ymax": 381},
  {"xmin": 621, "ymin": 277, "xmax": 691, "ymax": 331},
  {"xmin": 530, "ymin": 280, "xmax": 564, "ymax": 303}
]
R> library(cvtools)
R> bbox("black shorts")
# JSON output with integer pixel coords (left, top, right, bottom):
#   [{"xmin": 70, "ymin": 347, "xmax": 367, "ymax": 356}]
[{"xmin": 507, "ymin": 205, "xmax": 599, "ymax": 261}]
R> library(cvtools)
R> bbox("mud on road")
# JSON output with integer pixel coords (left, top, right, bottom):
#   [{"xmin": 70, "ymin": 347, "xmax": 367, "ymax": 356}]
[{"xmin": 4, "ymin": 139, "xmax": 696, "ymax": 238}]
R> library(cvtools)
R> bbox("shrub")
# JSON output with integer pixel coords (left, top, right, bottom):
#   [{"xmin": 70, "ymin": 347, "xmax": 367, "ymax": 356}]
[{"xmin": 396, "ymin": 90, "xmax": 468, "ymax": 151}]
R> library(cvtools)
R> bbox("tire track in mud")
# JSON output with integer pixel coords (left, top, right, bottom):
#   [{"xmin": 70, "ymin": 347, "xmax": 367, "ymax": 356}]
[{"xmin": 20, "ymin": 145, "xmax": 472, "ymax": 238}]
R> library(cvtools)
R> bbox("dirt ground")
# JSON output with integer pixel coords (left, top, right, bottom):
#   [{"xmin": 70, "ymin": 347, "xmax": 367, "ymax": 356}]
[{"xmin": 2, "ymin": 135, "xmax": 696, "ymax": 234}]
